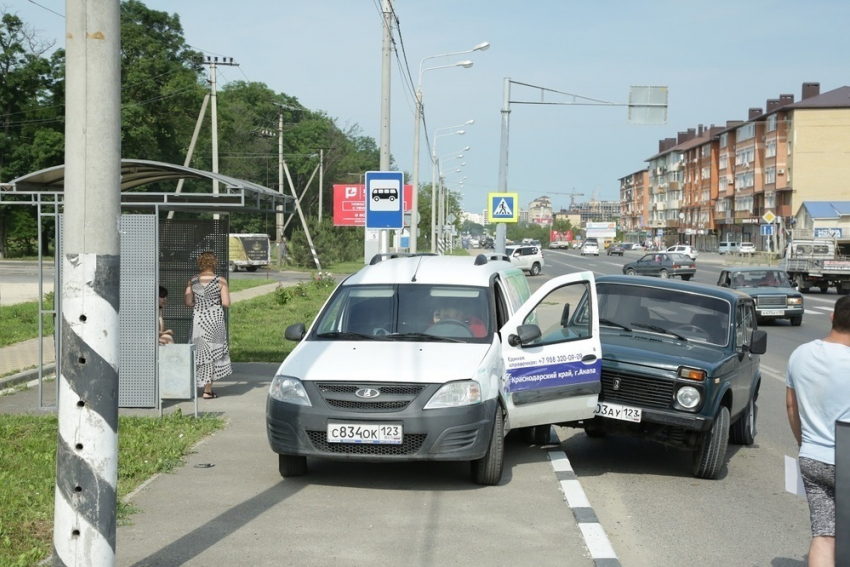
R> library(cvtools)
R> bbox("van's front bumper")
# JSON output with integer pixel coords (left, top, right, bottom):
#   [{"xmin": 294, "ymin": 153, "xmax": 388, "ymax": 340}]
[{"xmin": 266, "ymin": 382, "xmax": 498, "ymax": 462}]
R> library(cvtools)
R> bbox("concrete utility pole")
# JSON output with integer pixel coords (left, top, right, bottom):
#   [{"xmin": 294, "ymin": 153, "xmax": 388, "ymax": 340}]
[
  {"xmin": 168, "ymin": 92, "xmax": 210, "ymax": 220},
  {"xmin": 378, "ymin": 0, "xmax": 392, "ymax": 254},
  {"xmin": 277, "ymin": 105, "xmax": 284, "ymax": 247},
  {"xmin": 203, "ymin": 56, "xmax": 239, "ymax": 220},
  {"xmin": 318, "ymin": 148, "xmax": 324, "ymax": 223},
  {"xmin": 54, "ymin": 1, "xmax": 121, "ymax": 565}
]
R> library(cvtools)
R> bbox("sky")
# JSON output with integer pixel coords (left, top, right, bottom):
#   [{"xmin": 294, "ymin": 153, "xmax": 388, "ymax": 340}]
[{"xmin": 9, "ymin": 0, "xmax": 850, "ymax": 216}]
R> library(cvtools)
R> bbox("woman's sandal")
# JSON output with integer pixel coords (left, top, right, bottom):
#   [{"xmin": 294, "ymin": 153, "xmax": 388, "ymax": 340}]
[{"xmin": 202, "ymin": 391, "xmax": 218, "ymax": 399}]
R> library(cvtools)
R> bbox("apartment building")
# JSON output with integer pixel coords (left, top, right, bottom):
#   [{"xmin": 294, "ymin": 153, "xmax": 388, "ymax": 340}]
[
  {"xmin": 618, "ymin": 169, "xmax": 650, "ymax": 241},
  {"xmin": 528, "ymin": 195, "xmax": 553, "ymax": 226},
  {"xmin": 628, "ymin": 82, "xmax": 850, "ymax": 251}
]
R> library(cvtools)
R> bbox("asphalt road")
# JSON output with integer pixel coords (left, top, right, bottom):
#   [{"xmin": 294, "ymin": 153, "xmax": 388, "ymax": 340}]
[{"xmin": 531, "ymin": 248, "xmax": 836, "ymax": 566}]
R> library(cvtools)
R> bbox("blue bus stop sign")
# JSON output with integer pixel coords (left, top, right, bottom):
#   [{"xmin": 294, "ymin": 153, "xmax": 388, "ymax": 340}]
[{"xmin": 365, "ymin": 171, "xmax": 404, "ymax": 229}]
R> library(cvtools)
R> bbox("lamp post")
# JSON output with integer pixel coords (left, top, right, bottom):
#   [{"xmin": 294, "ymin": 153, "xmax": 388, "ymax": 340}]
[
  {"xmin": 411, "ymin": 42, "xmax": 488, "ymax": 253},
  {"xmin": 431, "ymin": 127, "xmax": 471, "ymax": 251},
  {"xmin": 438, "ymin": 166, "xmax": 464, "ymax": 252}
]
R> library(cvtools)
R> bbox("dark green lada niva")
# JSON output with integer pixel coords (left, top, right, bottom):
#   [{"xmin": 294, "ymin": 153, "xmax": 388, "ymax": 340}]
[{"xmin": 564, "ymin": 275, "xmax": 767, "ymax": 479}]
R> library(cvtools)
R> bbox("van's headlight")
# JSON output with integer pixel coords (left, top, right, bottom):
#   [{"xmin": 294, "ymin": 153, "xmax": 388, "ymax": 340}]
[
  {"xmin": 676, "ymin": 386, "xmax": 701, "ymax": 409},
  {"xmin": 424, "ymin": 380, "xmax": 482, "ymax": 409},
  {"xmin": 269, "ymin": 375, "xmax": 312, "ymax": 406}
]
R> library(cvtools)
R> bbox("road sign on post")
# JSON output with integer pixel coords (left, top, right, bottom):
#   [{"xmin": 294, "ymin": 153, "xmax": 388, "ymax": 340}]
[
  {"xmin": 365, "ymin": 171, "xmax": 404, "ymax": 229},
  {"xmin": 488, "ymin": 192, "xmax": 519, "ymax": 223}
]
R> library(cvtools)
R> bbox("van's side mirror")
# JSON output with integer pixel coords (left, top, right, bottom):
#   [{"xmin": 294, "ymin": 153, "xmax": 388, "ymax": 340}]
[
  {"xmin": 284, "ymin": 323, "xmax": 307, "ymax": 342},
  {"xmin": 508, "ymin": 324, "xmax": 542, "ymax": 347}
]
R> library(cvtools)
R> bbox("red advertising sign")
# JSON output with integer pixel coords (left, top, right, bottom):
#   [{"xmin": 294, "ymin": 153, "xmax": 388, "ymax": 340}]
[{"xmin": 333, "ymin": 184, "xmax": 413, "ymax": 226}]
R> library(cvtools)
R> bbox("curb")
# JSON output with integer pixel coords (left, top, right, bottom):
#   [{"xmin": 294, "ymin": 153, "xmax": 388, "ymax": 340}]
[{"xmin": 0, "ymin": 364, "xmax": 55, "ymax": 391}]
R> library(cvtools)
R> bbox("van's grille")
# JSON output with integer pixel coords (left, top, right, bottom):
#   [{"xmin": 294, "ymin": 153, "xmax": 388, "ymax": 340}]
[
  {"xmin": 315, "ymin": 382, "xmax": 426, "ymax": 413},
  {"xmin": 601, "ymin": 370, "xmax": 675, "ymax": 409}
]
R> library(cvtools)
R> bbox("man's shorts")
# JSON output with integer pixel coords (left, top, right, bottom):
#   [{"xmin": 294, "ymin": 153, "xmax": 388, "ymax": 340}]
[{"xmin": 799, "ymin": 457, "xmax": 836, "ymax": 537}]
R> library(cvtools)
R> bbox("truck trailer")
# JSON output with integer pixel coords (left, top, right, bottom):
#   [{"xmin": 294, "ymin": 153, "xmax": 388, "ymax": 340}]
[{"xmin": 228, "ymin": 233, "xmax": 270, "ymax": 272}]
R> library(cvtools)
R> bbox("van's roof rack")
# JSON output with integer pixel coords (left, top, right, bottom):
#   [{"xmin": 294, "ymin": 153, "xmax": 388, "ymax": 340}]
[{"xmin": 369, "ymin": 252, "xmax": 438, "ymax": 265}]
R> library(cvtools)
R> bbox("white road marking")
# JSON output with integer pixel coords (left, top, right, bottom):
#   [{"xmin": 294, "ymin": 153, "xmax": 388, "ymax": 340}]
[{"xmin": 549, "ymin": 450, "xmax": 621, "ymax": 565}]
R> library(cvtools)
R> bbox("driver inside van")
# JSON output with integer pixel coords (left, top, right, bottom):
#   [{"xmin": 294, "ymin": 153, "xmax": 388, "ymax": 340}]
[{"xmin": 430, "ymin": 299, "xmax": 487, "ymax": 337}]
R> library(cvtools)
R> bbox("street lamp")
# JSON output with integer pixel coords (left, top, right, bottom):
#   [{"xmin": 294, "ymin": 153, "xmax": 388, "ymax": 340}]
[
  {"xmin": 431, "ymin": 127, "xmax": 471, "ymax": 251},
  {"xmin": 411, "ymin": 42, "xmax": 489, "ymax": 253}
]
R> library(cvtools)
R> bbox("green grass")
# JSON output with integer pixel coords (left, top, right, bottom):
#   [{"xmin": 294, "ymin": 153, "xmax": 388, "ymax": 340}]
[
  {"xmin": 0, "ymin": 411, "xmax": 224, "ymax": 566},
  {"xmin": 229, "ymin": 281, "xmax": 334, "ymax": 362},
  {"xmin": 0, "ymin": 296, "xmax": 54, "ymax": 348}
]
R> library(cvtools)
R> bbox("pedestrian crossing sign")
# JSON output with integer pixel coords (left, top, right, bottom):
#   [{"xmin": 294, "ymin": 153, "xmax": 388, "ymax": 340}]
[{"xmin": 488, "ymin": 192, "xmax": 518, "ymax": 223}]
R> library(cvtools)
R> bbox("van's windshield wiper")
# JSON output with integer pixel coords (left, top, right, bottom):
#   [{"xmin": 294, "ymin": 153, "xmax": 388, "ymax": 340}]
[
  {"xmin": 315, "ymin": 331, "xmax": 391, "ymax": 341},
  {"xmin": 630, "ymin": 323, "xmax": 688, "ymax": 341},
  {"xmin": 599, "ymin": 318, "xmax": 632, "ymax": 332},
  {"xmin": 388, "ymin": 332, "xmax": 464, "ymax": 343}
]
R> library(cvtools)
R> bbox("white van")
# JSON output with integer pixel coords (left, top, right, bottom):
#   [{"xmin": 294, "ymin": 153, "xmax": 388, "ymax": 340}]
[
  {"xmin": 718, "ymin": 241, "xmax": 739, "ymax": 255},
  {"xmin": 267, "ymin": 253, "xmax": 601, "ymax": 485}
]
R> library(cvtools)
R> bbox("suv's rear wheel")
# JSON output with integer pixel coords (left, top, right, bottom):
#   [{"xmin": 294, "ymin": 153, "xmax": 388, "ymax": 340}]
[
  {"xmin": 693, "ymin": 406, "xmax": 729, "ymax": 479},
  {"xmin": 730, "ymin": 394, "xmax": 757, "ymax": 445},
  {"xmin": 530, "ymin": 262, "xmax": 541, "ymax": 276},
  {"xmin": 278, "ymin": 454, "xmax": 307, "ymax": 477},
  {"xmin": 471, "ymin": 407, "xmax": 505, "ymax": 485}
]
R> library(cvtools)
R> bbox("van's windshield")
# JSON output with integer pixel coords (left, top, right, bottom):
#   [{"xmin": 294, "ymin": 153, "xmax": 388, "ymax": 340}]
[{"xmin": 313, "ymin": 284, "xmax": 492, "ymax": 343}]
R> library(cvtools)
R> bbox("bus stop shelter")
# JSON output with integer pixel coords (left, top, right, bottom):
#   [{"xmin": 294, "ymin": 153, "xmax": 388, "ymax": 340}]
[{"xmin": 1, "ymin": 159, "xmax": 293, "ymax": 409}]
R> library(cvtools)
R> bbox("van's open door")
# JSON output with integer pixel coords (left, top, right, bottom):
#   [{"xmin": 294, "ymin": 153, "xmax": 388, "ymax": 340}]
[{"xmin": 500, "ymin": 271, "xmax": 601, "ymax": 430}]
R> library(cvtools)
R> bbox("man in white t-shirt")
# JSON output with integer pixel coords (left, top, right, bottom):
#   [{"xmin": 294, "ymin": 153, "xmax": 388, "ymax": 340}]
[{"xmin": 786, "ymin": 295, "xmax": 850, "ymax": 567}]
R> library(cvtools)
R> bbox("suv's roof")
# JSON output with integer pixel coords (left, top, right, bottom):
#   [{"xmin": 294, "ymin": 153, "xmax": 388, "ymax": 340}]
[
  {"xmin": 345, "ymin": 254, "xmax": 517, "ymax": 287},
  {"xmin": 597, "ymin": 274, "xmax": 747, "ymax": 302}
]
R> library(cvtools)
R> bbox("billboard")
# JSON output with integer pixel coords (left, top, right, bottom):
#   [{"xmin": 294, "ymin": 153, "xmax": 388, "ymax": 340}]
[
  {"xmin": 585, "ymin": 222, "xmax": 617, "ymax": 239},
  {"xmin": 333, "ymin": 184, "xmax": 413, "ymax": 226}
]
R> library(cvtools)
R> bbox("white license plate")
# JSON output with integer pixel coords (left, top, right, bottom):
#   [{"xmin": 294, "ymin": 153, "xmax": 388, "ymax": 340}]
[
  {"xmin": 760, "ymin": 309, "xmax": 783, "ymax": 316},
  {"xmin": 594, "ymin": 402, "xmax": 642, "ymax": 423},
  {"xmin": 327, "ymin": 423, "xmax": 403, "ymax": 445}
]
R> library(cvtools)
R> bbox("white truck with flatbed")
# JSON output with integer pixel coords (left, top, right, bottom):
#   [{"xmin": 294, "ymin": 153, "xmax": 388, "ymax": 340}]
[{"xmin": 780, "ymin": 238, "xmax": 850, "ymax": 295}]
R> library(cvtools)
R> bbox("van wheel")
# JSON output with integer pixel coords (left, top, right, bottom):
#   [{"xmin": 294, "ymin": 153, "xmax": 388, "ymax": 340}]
[
  {"xmin": 521, "ymin": 424, "xmax": 551, "ymax": 445},
  {"xmin": 692, "ymin": 406, "xmax": 729, "ymax": 479},
  {"xmin": 471, "ymin": 407, "xmax": 505, "ymax": 486},
  {"xmin": 229, "ymin": 262, "xmax": 237, "ymax": 272},
  {"xmin": 278, "ymin": 454, "xmax": 307, "ymax": 477},
  {"xmin": 730, "ymin": 395, "xmax": 757, "ymax": 446},
  {"xmin": 530, "ymin": 262, "xmax": 541, "ymax": 276}
]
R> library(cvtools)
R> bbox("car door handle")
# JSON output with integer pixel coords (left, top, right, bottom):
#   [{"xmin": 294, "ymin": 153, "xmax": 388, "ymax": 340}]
[{"xmin": 582, "ymin": 354, "xmax": 597, "ymax": 363}]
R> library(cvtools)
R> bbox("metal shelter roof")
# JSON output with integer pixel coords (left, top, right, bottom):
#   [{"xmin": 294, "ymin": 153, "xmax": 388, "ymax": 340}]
[
  {"xmin": 1, "ymin": 159, "xmax": 292, "ymax": 214},
  {"xmin": 800, "ymin": 201, "xmax": 850, "ymax": 219}
]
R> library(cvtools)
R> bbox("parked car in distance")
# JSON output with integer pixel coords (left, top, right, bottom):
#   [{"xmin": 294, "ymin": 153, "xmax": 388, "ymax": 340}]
[
  {"xmin": 581, "ymin": 241, "xmax": 599, "ymax": 256},
  {"xmin": 622, "ymin": 252, "xmax": 696, "ymax": 280},
  {"xmin": 572, "ymin": 241, "xmax": 581, "ymax": 249},
  {"xmin": 607, "ymin": 244, "xmax": 625, "ymax": 256},
  {"xmin": 548, "ymin": 241, "xmax": 560, "ymax": 249},
  {"xmin": 666, "ymin": 244, "xmax": 698, "ymax": 260},
  {"xmin": 558, "ymin": 241, "xmax": 570, "ymax": 249},
  {"xmin": 718, "ymin": 267, "xmax": 804, "ymax": 326},
  {"xmin": 505, "ymin": 245, "xmax": 545, "ymax": 275},
  {"xmin": 718, "ymin": 241, "xmax": 739, "ymax": 254},
  {"xmin": 564, "ymin": 276, "xmax": 767, "ymax": 479},
  {"xmin": 739, "ymin": 242, "xmax": 756, "ymax": 254}
]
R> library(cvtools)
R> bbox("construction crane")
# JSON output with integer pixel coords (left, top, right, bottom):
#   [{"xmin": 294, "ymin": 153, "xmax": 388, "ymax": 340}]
[{"xmin": 547, "ymin": 188, "xmax": 585, "ymax": 210}]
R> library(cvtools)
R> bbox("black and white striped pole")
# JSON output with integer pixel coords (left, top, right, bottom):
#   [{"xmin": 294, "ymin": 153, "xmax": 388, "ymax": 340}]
[{"xmin": 53, "ymin": 0, "xmax": 122, "ymax": 565}]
